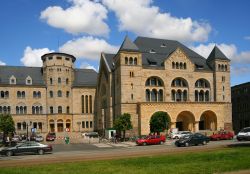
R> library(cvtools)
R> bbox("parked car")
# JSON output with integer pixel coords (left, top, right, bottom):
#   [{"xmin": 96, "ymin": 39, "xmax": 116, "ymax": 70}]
[
  {"xmin": 210, "ymin": 131, "xmax": 234, "ymax": 140},
  {"xmin": 237, "ymin": 127, "xmax": 250, "ymax": 141},
  {"xmin": 175, "ymin": 133, "xmax": 210, "ymax": 147},
  {"xmin": 46, "ymin": 132, "xmax": 56, "ymax": 141},
  {"xmin": 136, "ymin": 135, "xmax": 166, "ymax": 146},
  {"xmin": 171, "ymin": 131, "xmax": 192, "ymax": 139},
  {"xmin": 0, "ymin": 141, "xmax": 52, "ymax": 156},
  {"xmin": 35, "ymin": 135, "xmax": 44, "ymax": 142},
  {"xmin": 11, "ymin": 135, "xmax": 21, "ymax": 142}
]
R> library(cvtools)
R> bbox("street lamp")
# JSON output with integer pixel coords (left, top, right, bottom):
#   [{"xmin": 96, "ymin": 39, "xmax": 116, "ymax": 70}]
[{"xmin": 23, "ymin": 121, "xmax": 32, "ymax": 141}]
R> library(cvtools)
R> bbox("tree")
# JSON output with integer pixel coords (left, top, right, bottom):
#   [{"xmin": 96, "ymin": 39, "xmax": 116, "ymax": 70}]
[
  {"xmin": 150, "ymin": 111, "xmax": 170, "ymax": 135},
  {"xmin": 113, "ymin": 113, "xmax": 133, "ymax": 140},
  {"xmin": 0, "ymin": 114, "xmax": 15, "ymax": 143}
]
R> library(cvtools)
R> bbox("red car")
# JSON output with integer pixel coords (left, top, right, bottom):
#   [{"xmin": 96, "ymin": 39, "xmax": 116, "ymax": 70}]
[
  {"xmin": 210, "ymin": 131, "xmax": 234, "ymax": 140},
  {"xmin": 136, "ymin": 135, "xmax": 166, "ymax": 145}
]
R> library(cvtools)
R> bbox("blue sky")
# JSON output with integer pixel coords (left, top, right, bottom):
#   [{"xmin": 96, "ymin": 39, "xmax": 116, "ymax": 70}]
[{"xmin": 0, "ymin": 0, "xmax": 250, "ymax": 86}]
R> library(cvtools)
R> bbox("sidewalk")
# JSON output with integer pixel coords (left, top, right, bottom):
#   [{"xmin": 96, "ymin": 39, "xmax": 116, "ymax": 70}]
[{"xmin": 220, "ymin": 170, "xmax": 250, "ymax": 174}]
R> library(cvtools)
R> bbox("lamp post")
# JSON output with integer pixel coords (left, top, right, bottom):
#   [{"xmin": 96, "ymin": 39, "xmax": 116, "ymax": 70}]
[{"xmin": 23, "ymin": 121, "xmax": 32, "ymax": 141}]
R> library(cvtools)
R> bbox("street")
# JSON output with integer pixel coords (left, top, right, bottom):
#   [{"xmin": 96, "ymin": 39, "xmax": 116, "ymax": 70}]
[{"xmin": 0, "ymin": 139, "xmax": 250, "ymax": 167}]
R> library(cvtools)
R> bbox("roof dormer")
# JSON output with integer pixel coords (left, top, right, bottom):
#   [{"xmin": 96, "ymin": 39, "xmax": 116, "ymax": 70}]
[
  {"xmin": 26, "ymin": 76, "xmax": 32, "ymax": 85},
  {"xmin": 9, "ymin": 75, "xmax": 16, "ymax": 85}
]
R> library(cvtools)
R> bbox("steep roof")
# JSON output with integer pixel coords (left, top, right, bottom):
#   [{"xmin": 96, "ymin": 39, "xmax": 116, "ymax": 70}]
[
  {"xmin": 207, "ymin": 46, "xmax": 230, "ymax": 62},
  {"xmin": 119, "ymin": 36, "xmax": 139, "ymax": 52},
  {"xmin": 0, "ymin": 66, "xmax": 45, "ymax": 86},
  {"xmin": 73, "ymin": 69, "xmax": 98, "ymax": 87}
]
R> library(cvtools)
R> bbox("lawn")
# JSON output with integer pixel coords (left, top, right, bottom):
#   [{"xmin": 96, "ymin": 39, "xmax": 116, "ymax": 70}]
[{"xmin": 1, "ymin": 147, "xmax": 250, "ymax": 174}]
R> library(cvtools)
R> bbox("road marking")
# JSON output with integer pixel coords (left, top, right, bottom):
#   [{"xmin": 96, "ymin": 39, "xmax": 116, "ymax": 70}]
[{"xmin": 93, "ymin": 143, "xmax": 112, "ymax": 148}]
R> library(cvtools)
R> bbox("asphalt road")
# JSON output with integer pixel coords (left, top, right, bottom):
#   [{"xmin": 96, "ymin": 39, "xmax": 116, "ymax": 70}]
[{"xmin": 0, "ymin": 139, "xmax": 250, "ymax": 167}]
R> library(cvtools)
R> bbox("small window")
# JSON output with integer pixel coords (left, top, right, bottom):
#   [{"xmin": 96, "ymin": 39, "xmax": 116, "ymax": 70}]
[
  {"xmin": 58, "ymin": 90, "xmax": 62, "ymax": 97},
  {"xmin": 86, "ymin": 121, "xmax": 89, "ymax": 128},
  {"xmin": 9, "ymin": 75, "xmax": 16, "ymax": 84},
  {"xmin": 58, "ymin": 106, "xmax": 62, "ymax": 113},
  {"xmin": 161, "ymin": 43, "xmax": 166, "ymax": 47},
  {"xmin": 90, "ymin": 121, "xmax": 93, "ymax": 128},
  {"xmin": 58, "ymin": 78, "xmax": 61, "ymax": 84},
  {"xmin": 65, "ymin": 57, "xmax": 70, "ymax": 61},
  {"xmin": 66, "ymin": 78, "xmax": 69, "ymax": 85},
  {"xmin": 56, "ymin": 57, "xmax": 62, "ymax": 60},
  {"xmin": 48, "ymin": 57, "xmax": 53, "ymax": 60},
  {"xmin": 82, "ymin": 121, "xmax": 85, "ymax": 128},
  {"xmin": 26, "ymin": 76, "xmax": 32, "ymax": 85},
  {"xmin": 66, "ymin": 91, "xmax": 70, "ymax": 98}
]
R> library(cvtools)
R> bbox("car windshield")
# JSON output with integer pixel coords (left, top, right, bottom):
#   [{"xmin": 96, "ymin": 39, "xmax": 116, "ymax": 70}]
[{"xmin": 180, "ymin": 135, "xmax": 191, "ymax": 139}]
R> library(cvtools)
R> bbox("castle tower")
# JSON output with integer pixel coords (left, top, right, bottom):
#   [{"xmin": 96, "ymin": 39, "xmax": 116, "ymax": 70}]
[
  {"xmin": 207, "ymin": 46, "xmax": 231, "ymax": 102},
  {"xmin": 41, "ymin": 53, "xmax": 76, "ymax": 132}
]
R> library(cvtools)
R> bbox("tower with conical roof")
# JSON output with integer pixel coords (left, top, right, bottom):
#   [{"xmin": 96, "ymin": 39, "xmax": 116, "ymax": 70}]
[
  {"xmin": 112, "ymin": 36, "xmax": 142, "ymax": 134},
  {"xmin": 207, "ymin": 46, "xmax": 231, "ymax": 103}
]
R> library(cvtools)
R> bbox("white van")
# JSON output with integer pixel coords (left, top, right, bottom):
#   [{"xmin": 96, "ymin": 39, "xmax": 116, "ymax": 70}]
[{"xmin": 237, "ymin": 127, "xmax": 250, "ymax": 141}]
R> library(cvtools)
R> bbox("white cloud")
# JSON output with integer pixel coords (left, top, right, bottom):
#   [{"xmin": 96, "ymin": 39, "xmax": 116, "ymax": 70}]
[
  {"xmin": 21, "ymin": 46, "xmax": 53, "ymax": 67},
  {"xmin": 40, "ymin": 0, "xmax": 109, "ymax": 36},
  {"xmin": 231, "ymin": 65, "xmax": 250, "ymax": 75},
  {"xmin": 102, "ymin": 0, "xmax": 211, "ymax": 42},
  {"xmin": 244, "ymin": 36, "xmax": 250, "ymax": 40},
  {"xmin": 80, "ymin": 62, "xmax": 97, "ymax": 71},
  {"xmin": 59, "ymin": 36, "xmax": 119, "ymax": 60},
  {"xmin": 0, "ymin": 60, "xmax": 6, "ymax": 66}
]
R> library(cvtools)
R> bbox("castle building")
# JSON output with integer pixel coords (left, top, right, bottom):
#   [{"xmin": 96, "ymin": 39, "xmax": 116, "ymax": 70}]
[
  {"xmin": 0, "ymin": 36, "xmax": 232, "ymax": 136},
  {"xmin": 232, "ymin": 82, "xmax": 250, "ymax": 133},
  {"xmin": 96, "ymin": 36, "xmax": 232, "ymax": 136},
  {"xmin": 0, "ymin": 53, "xmax": 97, "ymax": 134}
]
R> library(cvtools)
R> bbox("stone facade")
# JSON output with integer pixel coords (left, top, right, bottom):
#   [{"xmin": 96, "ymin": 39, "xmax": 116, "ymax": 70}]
[
  {"xmin": 0, "ymin": 53, "xmax": 97, "ymax": 135},
  {"xmin": 95, "ymin": 36, "xmax": 232, "ymax": 136}
]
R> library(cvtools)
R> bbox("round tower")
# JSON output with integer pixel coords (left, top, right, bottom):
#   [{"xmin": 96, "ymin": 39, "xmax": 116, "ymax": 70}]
[{"xmin": 41, "ymin": 52, "xmax": 76, "ymax": 132}]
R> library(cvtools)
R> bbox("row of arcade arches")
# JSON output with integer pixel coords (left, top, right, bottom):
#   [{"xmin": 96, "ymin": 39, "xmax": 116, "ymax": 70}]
[{"xmin": 149, "ymin": 110, "xmax": 217, "ymax": 132}]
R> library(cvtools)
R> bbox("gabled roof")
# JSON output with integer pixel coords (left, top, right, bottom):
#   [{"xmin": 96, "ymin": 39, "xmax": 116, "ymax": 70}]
[
  {"xmin": 119, "ymin": 36, "xmax": 139, "ymax": 52},
  {"xmin": 0, "ymin": 66, "xmax": 45, "ymax": 86},
  {"xmin": 73, "ymin": 69, "xmax": 98, "ymax": 87},
  {"xmin": 207, "ymin": 46, "xmax": 230, "ymax": 62}
]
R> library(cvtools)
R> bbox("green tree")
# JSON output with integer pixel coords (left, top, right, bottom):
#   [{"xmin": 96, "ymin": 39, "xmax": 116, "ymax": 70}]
[
  {"xmin": 150, "ymin": 111, "xmax": 170, "ymax": 135},
  {"xmin": 0, "ymin": 114, "xmax": 15, "ymax": 143},
  {"xmin": 113, "ymin": 113, "xmax": 133, "ymax": 140}
]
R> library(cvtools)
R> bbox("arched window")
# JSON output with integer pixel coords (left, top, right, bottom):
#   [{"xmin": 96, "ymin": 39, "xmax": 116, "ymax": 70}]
[
  {"xmin": 183, "ymin": 90, "xmax": 187, "ymax": 101},
  {"xmin": 33, "ymin": 91, "xmax": 37, "ymax": 98},
  {"xmin": 225, "ymin": 65, "xmax": 228, "ymax": 71},
  {"xmin": 129, "ymin": 57, "xmax": 133, "ymax": 65},
  {"xmin": 172, "ymin": 62, "xmax": 175, "ymax": 69},
  {"xmin": 81, "ymin": 95, "xmax": 84, "ymax": 113},
  {"xmin": 57, "ymin": 90, "xmax": 62, "ymax": 97},
  {"xmin": 145, "ymin": 77, "xmax": 164, "ymax": 87},
  {"xmin": 146, "ymin": 89, "xmax": 150, "ymax": 101},
  {"xmin": 67, "ymin": 106, "xmax": 70, "ymax": 114},
  {"xmin": 205, "ymin": 90, "xmax": 209, "ymax": 101},
  {"xmin": 195, "ymin": 90, "xmax": 199, "ymax": 101},
  {"xmin": 89, "ymin": 95, "xmax": 92, "ymax": 113},
  {"xmin": 151, "ymin": 89, "xmax": 157, "ymax": 102},
  {"xmin": 176, "ymin": 90, "xmax": 182, "ymax": 101},
  {"xmin": 17, "ymin": 91, "xmax": 21, "ymax": 98},
  {"xmin": 85, "ymin": 95, "xmax": 88, "ymax": 113},
  {"xmin": 58, "ymin": 106, "xmax": 62, "ymax": 114},
  {"xmin": 50, "ymin": 91, "xmax": 53, "ymax": 98},
  {"xmin": 50, "ymin": 106, "xmax": 53, "ymax": 114},
  {"xmin": 218, "ymin": 64, "xmax": 221, "ymax": 71},
  {"xmin": 184, "ymin": 63, "xmax": 187, "ymax": 69},
  {"xmin": 221, "ymin": 64, "xmax": 225, "ymax": 71},
  {"xmin": 50, "ymin": 78, "xmax": 53, "ymax": 85},
  {"xmin": 176, "ymin": 62, "xmax": 179, "ymax": 69},
  {"xmin": 37, "ymin": 91, "xmax": 41, "ymax": 98},
  {"xmin": 21, "ymin": 91, "xmax": 25, "ymax": 98},
  {"xmin": 171, "ymin": 78, "xmax": 188, "ymax": 87},
  {"xmin": 199, "ymin": 90, "xmax": 204, "ymax": 101},
  {"xmin": 171, "ymin": 90, "xmax": 176, "ymax": 101},
  {"xmin": 125, "ymin": 57, "xmax": 128, "ymax": 65},
  {"xmin": 134, "ymin": 57, "xmax": 137, "ymax": 65},
  {"xmin": 66, "ymin": 78, "xmax": 69, "ymax": 85},
  {"xmin": 180, "ymin": 62, "xmax": 183, "ymax": 69},
  {"xmin": 158, "ymin": 89, "xmax": 163, "ymax": 101},
  {"xmin": 58, "ymin": 78, "xmax": 61, "ymax": 84}
]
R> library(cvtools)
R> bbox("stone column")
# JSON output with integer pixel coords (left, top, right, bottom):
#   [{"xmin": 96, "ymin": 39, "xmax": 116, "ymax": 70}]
[{"xmin": 194, "ymin": 121, "xmax": 199, "ymax": 132}]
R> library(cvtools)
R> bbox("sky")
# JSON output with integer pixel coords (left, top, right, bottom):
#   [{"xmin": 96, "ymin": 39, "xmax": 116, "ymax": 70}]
[{"xmin": 0, "ymin": 0, "xmax": 250, "ymax": 86}]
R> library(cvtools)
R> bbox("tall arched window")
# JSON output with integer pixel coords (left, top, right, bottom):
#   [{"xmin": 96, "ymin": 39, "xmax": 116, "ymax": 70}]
[
  {"xmin": 199, "ymin": 90, "xmax": 204, "ymax": 101},
  {"xmin": 129, "ymin": 57, "xmax": 133, "ymax": 65},
  {"xmin": 66, "ymin": 106, "xmax": 70, "ymax": 114},
  {"xmin": 134, "ymin": 58, "xmax": 137, "ymax": 65},
  {"xmin": 171, "ymin": 78, "xmax": 188, "ymax": 87},
  {"xmin": 85, "ymin": 95, "xmax": 88, "ymax": 113},
  {"xmin": 176, "ymin": 62, "xmax": 179, "ymax": 69},
  {"xmin": 66, "ymin": 78, "xmax": 69, "ymax": 85},
  {"xmin": 58, "ymin": 78, "xmax": 61, "ymax": 84},
  {"xmin": 176, "ymin": 90, "xmax": 182, "ymax": 101},
  {"xmin": 146, "ymin": 89, "xmax": 150, "ymax": 101},
  {"xmin": 195, "ymin": 90, "xmax": 199, "ymax": 101},
  {"xmin": 58, "ymin": 106, "xmax": 62, "ymax": 113},
  {"xmin": 180, "ymin": 62, "xmax": 183, "ymax": 69},
  {"xmin": 195, "ymin": 79, "xmax": 210, "ymax": 102},
  {"xmin": 50, "ymin": 78, "xmax": 53, "ymax": 84},
  {"xmin": 81, "ymin": 95, "xmax": 84, "ymax": 113},
  {"xmin": 89, "ymin": 95, "xmax": 92, "ymax": 113},
  {"xmin": 125, "ymin": 57, "xmax": 128, "ymax": 65},
  {"xmin": 172, "ymin": 62, "xmax": 175, "ymax": 69},
  {"xmin": 183, "ymin": 90, "xmax": 187, "ymax": 101},
  {"xmin": 171, "ymin": 90, "xmax": 176, "ymax": 101},
  {"xmin": 50, "ymin": 106, "xmax": 53, "ymax": 114},
  {"xmin": 184, "ymin": 63, "xmax": 187, "ymax": 69},
  {"xmin": 37, "ymin": 91, "xmax": 41, "ymax": 98},
  {"xmin": 57, "ymin": 90, "xmax": 62, "ymax": 97},
  {"xmin": 205, "ymin": 90, "xmax": 209, "ymax": 101},
  {"xmin": 145, "ymin": 77, "xmax": 164, "ymax": 102}
]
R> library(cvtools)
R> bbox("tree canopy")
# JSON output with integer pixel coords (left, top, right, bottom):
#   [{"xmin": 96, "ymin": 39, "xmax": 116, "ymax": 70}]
[
  {"xmin": 113, "ymin": 113, "xmax": 133, "ymax": 139},
  {"xmin": 0, "ymin": 114, "xmax": 15, "ymax": 141},
  {"xmin": 150, "ymin": 111, "xmax": 170, "ymax": 134}
]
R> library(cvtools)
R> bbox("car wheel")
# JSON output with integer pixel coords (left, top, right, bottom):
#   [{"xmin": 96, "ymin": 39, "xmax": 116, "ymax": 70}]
[
  {"xmin": 159, "ymin": 141, "xmax": 164, "ymax": 145},
  {"xmin": 175, "ymin": 136, "xmax": 179, "ymax": 139},
  {"xmin": 38, "ymin": 149, "xmax": 44, "ymax": 155},
  {"xmin": 185, "ymin": 142, "xmax": 189, "ymax": 147},
  {"xmin": 6, "ymin": 151, "xmax": 13, "ymax": 157},
  {"xmin": 202, "ymin": 141, "xmax": 207, "ymax": 145},
  {"xmin": 142, "ymin": 142, "xmax": 147, "ymax": 146}
]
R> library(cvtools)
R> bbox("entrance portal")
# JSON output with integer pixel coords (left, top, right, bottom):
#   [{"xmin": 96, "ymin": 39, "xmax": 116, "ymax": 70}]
[
  {"xmin": 176, "ymin": 111, "xmax": 195, "ymax": 131},
  {"xmin": 199, "ymin": 111, "xmax": 217, "ymax": 131}
]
